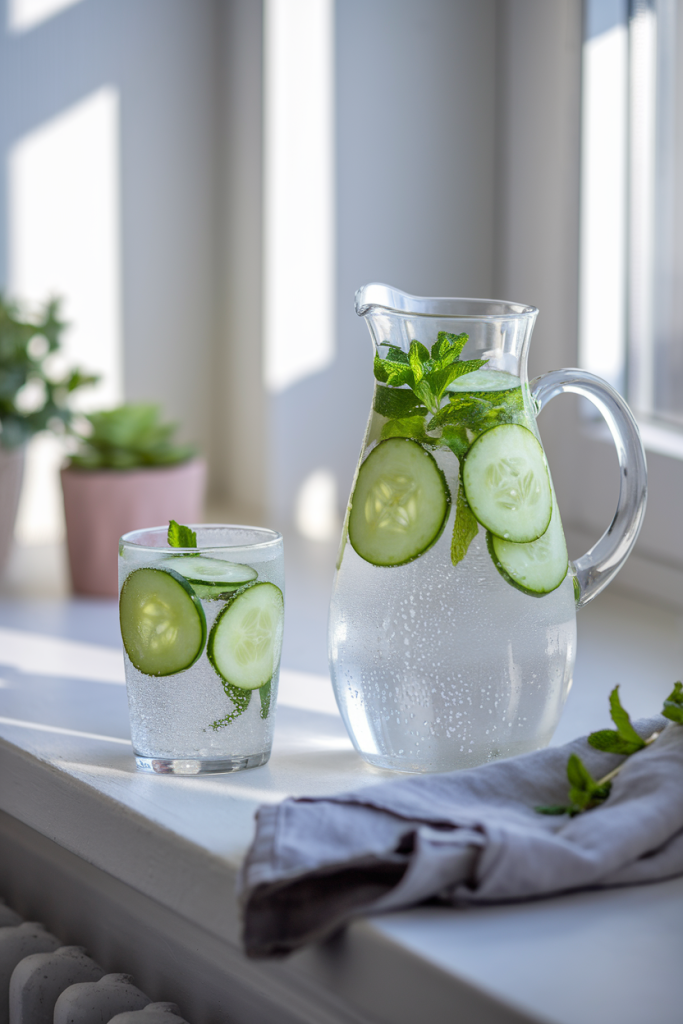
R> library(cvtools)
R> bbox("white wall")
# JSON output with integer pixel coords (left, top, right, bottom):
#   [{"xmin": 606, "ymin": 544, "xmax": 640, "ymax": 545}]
[
  {"xmin": 0, "ymin": 0, "xmax": 219, "ymax": 536},
  {"xmin": 264, "ymin": 0, "xmax": 497, "ymax": 525}
]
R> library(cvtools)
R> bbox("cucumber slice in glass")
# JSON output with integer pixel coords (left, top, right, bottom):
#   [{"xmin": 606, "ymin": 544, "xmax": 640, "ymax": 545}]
[
  {"xmin": 208, "ymin": 582, "xmax": 284, "ymax": 691},
  {"xmin": 119, "ymin": 567, "xmax": 207, "ymax": 676},
  {"xmin": 348, "ymin": 437, "xmax": 451, "ymax": 567},
  {"xmin": 160, "ymin": 554, "xmax": 258, "ymax": 594},
  {"xmin": 487, "ymin": 495, "xmax": 568, "ymax": 596},
  {"xmin": 447, "ymin": 369, "xmax": 520, "ymax": 393},
  {"xmin": 462, "ymin": 424, "xmax": 552, "ymax": 543}
]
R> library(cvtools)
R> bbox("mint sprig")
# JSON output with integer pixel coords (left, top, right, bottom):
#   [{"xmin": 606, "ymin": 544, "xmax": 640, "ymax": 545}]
[
  {"xmin": 167, "ymin": 520, "xmax": 197, "ymax": 548},
  {"xmin": 536, "ymin": 684, "xmax": 677, "ymax": 817},
  {"xmin": 662, "ymin": 681, "xmax": 683, "ymax": 724},
  {"xmin": 587, "ymin": 686, "xmax": 646, "ymax": 755},
  {"xmin": 372, "ymin": 331, "xmax": 494, "ymax": 567}
]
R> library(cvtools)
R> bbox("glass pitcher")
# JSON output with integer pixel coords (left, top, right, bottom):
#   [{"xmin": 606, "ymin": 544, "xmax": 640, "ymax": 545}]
[{"xmin": 328, "ymin": 284, "xmax": 647, "ymax": 773}]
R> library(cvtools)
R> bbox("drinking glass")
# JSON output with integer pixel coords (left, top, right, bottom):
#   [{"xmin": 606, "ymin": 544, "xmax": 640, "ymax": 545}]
[{"xmin": 118, "ymin": 524, "xmax": 284, "ymax": 775}]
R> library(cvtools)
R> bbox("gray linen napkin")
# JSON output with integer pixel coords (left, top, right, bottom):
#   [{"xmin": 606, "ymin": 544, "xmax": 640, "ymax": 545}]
[{"xmin": 239, "ymin": 716, "xmax": 683, "ymax": 957}]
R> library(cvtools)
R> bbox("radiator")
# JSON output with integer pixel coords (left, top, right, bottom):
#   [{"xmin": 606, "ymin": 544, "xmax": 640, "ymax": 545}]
[{"xmin": 0, "ymin": 899, "xmax": 191, "ymax": 1023}]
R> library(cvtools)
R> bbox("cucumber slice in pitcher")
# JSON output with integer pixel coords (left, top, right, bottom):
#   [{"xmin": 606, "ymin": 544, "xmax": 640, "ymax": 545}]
[
  {"xmin": 462, "ymin": 424, "xmax": 552, "ymax": 543},
  {"xmin": 208, "ymin": 582, "xmax": 284, "ymax": 690},
  {"xmin": 487, "ymin": 495, "xmax": 568, "ymax": 596},
  {"xmin": 160, "ymin": 554, "xmax": 258, "ymax": 594},
  {"xmin": 119, "ymin": 567, "xmax": 206, "ymax": 676},
  {"xmin": 348, "ymin": 437, "xmax": 451, "ymax": 567},
  {"xmin": 447, "ymin": 369, "xmax": 520, "ymax": 393}
]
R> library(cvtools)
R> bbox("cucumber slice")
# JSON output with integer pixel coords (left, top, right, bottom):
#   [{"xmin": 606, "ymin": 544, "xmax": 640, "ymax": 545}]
[
  {"xmin": 119, "ymin": 567, "xmax": 206, "ymax": 676},
  {"xmin": 208, "ymin": 582, "xmax": 284, "ymax": 690},
  {"xmin": 348, "ymin": 437, "xmax": 451, "ymax": 567},
  {"xmin": 487, "ymin": 495, "xmax": 568, "ymax": 596},
  {"xmin": 462, "ymin": 424, "xmax": 551, "ymax": 542},
  {"xmin": 160, "ymin": 554, "xmax": 257, "ymax": 593},
  {"xmin": 447, "ymin": 369, "xmax": 521, "ymax": 393}
]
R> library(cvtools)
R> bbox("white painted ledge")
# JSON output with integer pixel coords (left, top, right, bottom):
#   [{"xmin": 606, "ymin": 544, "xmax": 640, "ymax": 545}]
[{"xmin": 0, "ymin": 599, "xmax": 681, "ymax": 1024}]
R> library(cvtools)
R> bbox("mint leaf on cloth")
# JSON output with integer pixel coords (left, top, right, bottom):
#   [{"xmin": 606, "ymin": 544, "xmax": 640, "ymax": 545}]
[
  {"xmin": 167, "ymin": 520, "xmax": 197, "ymax": 548},
  {"xmin": 238, "ymin": 714, "xmax": 683, "ymax": 958},
  {"xmin": 662, "ymin": 682, "xmax": 683, "ymax": 724},
  {"xmin": 588, "ymin": 686, "xmax": 646, "ymax": 755}
]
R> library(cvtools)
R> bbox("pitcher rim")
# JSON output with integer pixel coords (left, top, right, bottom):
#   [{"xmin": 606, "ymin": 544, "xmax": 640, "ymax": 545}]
[{"xmin": 355, "ymin": 283, "xmax": 538, "ymax": 321}]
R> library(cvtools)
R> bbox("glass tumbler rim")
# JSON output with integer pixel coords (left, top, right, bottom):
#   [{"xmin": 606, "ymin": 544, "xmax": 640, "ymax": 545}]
[{"xmin": 120, "ymin": 523, "xmax": 283, "ymax": 553}]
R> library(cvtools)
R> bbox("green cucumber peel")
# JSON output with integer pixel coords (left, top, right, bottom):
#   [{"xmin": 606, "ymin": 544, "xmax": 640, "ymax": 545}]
[{"xmin": 536, "ymin": 684, "xmax": 679, "ymax": 817}]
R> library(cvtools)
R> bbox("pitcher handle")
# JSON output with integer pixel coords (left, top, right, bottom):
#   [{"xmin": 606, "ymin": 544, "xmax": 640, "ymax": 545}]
[{"xmin": 530, "ymin": 369, "xmax": 647, "ymax": 609}]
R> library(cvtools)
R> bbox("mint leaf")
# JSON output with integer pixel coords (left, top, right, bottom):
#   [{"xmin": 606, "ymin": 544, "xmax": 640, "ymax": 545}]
[
  {"xmin": 609, "ymin": 686, "xmax": 643, "ymax": 742},
  {"xmin": 374, "ymin": 354, "xmax": 414, "ymax": 388},
  {"xmin": 379, "ymin": 344, "xmax": 409, "ymax": 365},
  {"xmin": 566, "ymin": 753, "xmax": 612, "ymax": 812},
  {"xmin": 425, "ymin": 359, "xmax": 487, "ymax": 403},
  {"xmin": 431, "ymin": 331, "xmax": 468, "ymax": 363},
  {"xmin": 168, "ymin": 520, "xmax": 197, "ymax": 548},
  {"xmin": 445, "ymin": 358, "xmax": 488, "ymax": 382},
  {"xmin": 413, "ymin": 378, "xmax": 437, "ymax": 413},
  {"xmin": 428, "ymin": 394, "xmax": 491, "ymax": 431},
  {"xmin": 662, "ymin": 681, "xmax": 683, "ymax": 724},
  {"xmin": 439, "ymin": 424, "xmax": 469, "ymax": 459},
  {"xmin": 408, "ymin": 340, "xmax": 431, "ymax": 384},
  {"xmin": 211, "ymin": 683, "xmax": 251, "ymax": 729},
  {"xmin": 587, "ymin": 686, "xmax": 646, "ymax": 755},
  {"xmin": 536, "ymin": 805, "xmax": 573, "ymax": 816},
  {"xmin": 380, "ymin": 415, "xmax": 426, "ymax": 440},
  {"xmin": 259, "ymin": 680, "xmax": 272, "ymax": 720},
  {"xmin": 587, "ymin": 729, "xmax": 643, "ymax": 755},
  {"xmin": 374, "ymin": 384, "xmax": 426, "ymax": 420},
  {"xmin": 451, "ymin": 486, "xmax": 478, "ymax": 566}
]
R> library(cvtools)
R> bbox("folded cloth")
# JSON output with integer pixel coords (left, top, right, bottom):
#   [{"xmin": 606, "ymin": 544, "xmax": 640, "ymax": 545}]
[{"xmin": 238, "ymin": 716, "xmax": 683, "ymax": 957}]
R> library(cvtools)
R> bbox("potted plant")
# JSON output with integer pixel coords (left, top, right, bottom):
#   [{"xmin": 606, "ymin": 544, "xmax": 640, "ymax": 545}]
[
  {"xmin": 0, "ymin": 295, "xmax": 96, "ymax": 574},
  {"xmin": 61, "ymin": 403, "xmax": 206, "ymax": 597}
]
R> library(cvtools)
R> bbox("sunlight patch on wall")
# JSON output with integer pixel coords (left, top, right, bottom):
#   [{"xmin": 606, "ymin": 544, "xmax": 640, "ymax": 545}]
[
  {"xmin": 7, "ymin": 0, "xmax": 86, "ymax": 33},
  {"xmin": 263, "ymin": 0, "xmax": 335, "ymax": 393},
  {"xmin": 294, "ymin": 469, "xmax": 340, "ymax": 542},
  {"xmin": 579, "ymin": 14, "xmax": 628, "ymax": 393},
  {"xmin": 8, "ymin": 86, "xmax": 122, "ymax": 543}
]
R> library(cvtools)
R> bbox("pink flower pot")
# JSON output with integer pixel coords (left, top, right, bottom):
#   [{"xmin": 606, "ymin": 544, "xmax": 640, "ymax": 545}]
[{"xmin": 61, "ymin": 458, "xmax": 207, "ymax": 597}]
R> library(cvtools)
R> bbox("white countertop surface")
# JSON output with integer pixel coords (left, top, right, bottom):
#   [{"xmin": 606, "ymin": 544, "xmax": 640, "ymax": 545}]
[{"xmin": 0, "ymin": 555, "xmax": 682, "ymax": 1024}]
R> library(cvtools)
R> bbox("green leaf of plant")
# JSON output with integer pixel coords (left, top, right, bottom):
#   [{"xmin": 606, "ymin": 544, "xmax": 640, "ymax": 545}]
[
  {"xmin": 587, "ymin": 729, "xmax": 644, "ymax": 755},
  {"xmin": 566, "ymin": 752, "xmax": 594, "ymax": 793},
  {"xmin": 535, "ymin": 805, "xmax": 573, "ymax": 816},
  {"xmin": 211, "ymin": 684, "xmax": 251, "ymax": 729},
  {"xmin": 413, "ymin": 378, "xmax": 437, "ymax": 412},
  {"xmin": 445, "ymin": 359, "xmax": 488, "ymax": 382},
  {"xmin": 373, "ymin": 384, "xmax": 426, "ymax": 419},
  {"xmin": 662, "ymin": 681, "xmax": 683, "ymax": 724},
  {"xmin": 168, "ymin": 520, "xmax": 197, "ymax": 548},
  {"xmin": 374, "ymin": 354, "xmax": 414, "ymax": 388},
  {"xmin": 607, "ymin": 686, "xmax": 645, "ymax": 749},
  {"xmin": 259, "ymin": 680, "xmax": 272, "ymax": 719},
  {"xmin": 451, "ymin": 486, "xmax": 479, "ymax": 566},
  {"xmin": 379, "ymin": 344, "xmax": 409, "ymax": 365},
  {"xmin": 431, "ymin": 331, "xmax": 469, "ymax": 363},
  {"xmin": 439, "ymin": 424, "xmax": 469, "ymax": 460},
  {"xmin": 425, "ymin": 360, "xmax": 484, "ymax": 402},
  {"xmin": 380, "ymin": 415, "xmax": 426, "ymax": 440},
  {"xmin": 409, "ymin": 340, "xmax": 430, "ymax": 384}
]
